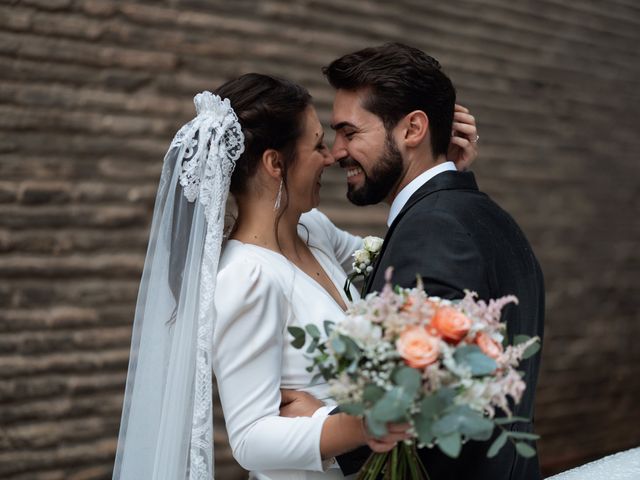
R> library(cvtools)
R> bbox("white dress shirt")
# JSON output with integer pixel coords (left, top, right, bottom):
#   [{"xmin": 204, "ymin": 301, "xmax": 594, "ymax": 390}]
[
  {"xmin": 213, "ymin": 209, "xmax": 362, "ymax": 480},
  {"xmin": 387, "ymin": 161, "xmax": 457, "ymax": 227}
]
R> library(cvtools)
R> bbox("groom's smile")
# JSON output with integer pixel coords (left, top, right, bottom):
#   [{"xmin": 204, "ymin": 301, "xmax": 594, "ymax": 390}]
[{"xmin": 340, "ymin": 158, "xmax": 365, "ymax": 185}]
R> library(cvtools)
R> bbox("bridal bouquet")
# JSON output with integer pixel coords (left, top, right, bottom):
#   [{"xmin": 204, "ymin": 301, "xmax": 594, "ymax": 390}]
[{"xmin": 289, "ymin": 269, "xmax": 541, "ymax": 480}]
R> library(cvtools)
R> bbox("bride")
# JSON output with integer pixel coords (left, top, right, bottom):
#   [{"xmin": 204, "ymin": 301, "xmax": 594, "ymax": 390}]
[{"xmin": 112, "ymin": 73, "xmax": 477, "ymax": 479}]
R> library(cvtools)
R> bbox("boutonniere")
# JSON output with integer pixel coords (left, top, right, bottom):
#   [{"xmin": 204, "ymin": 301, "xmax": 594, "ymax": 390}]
[{"xmin": 343, "ymin": 236, "xmax": 384, "ymax": 301}]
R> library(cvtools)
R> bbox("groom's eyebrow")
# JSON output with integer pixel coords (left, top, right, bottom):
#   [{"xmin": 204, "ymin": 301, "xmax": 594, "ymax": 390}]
[{"xmin": 330, "ymin": 121, "xmax": 356, "ymax": 131}]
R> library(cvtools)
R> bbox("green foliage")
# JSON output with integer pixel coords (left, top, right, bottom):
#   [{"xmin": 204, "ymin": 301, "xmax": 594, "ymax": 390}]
[
  {"xmin": 487, "ymin": 431, "xmax": 508, "ymax": 458},
  {"xmin": 437, "ymin": 431, "xmax": 462, "ymax": 458},
  {"xmin": 288, "ymin": 326, "xmax": 305, "ymax": 349},
  {"xmin": 453, "ymin": 345, "xmax": 497, "ymax": 376},
  {"xmin": 341, "ymin": 402, "xmax": 365, "ymax": 416},
  {"xmin": 493, "ymin": 416, "xmax": 530, "ymax": 425},
  {"xmin": 515, "ymin": 442, "xmax": 536, "ymax": 458},
  {"xmin": 371, "ymin": 387, "xmax": 413, "ymax": 423},
  {"xmin": 305, "ymin": 324, "xmax": 321, "ymax": 340}
]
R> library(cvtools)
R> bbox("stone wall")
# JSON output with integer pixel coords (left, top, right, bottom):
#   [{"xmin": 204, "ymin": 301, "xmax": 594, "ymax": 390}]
[{"xmin": 1, "ymin": 0, "xmax": 639, "ymax": 478}]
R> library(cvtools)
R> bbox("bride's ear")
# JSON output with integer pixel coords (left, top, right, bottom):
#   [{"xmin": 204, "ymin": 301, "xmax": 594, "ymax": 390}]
[{"xmin": 261, "ymin": 149, "xmax": 283, "ymax": 180}]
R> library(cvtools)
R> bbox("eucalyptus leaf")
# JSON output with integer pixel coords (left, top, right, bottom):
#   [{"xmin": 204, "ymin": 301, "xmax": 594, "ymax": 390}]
[
  {"xmin": 437, "ymin": 431, "xmax": 462, "ymax": 458},
  {"xmin": 436, "ymin": 387, "xmax": 456, "ymax": 405},
  {"xmin": 331, "ymin": 336, "xmax": 346, "ymax": 354},
  {"xmin": 458, "ymin": 408, "xmax": 494, "ymax": 441},
  {"xmin": 432, "ymin": 412, "xmax": 460, "ymax": 437},
  {"xmin": 363, "ymin": 384, "xmax": 385, "ymax": 404},
  {"xmin": 305, "ymin": 324, "xmax": 321, "ymax": 340},
  {"xmin": 514, "ymin": 335, "xmax": 531, "ymax": 345},
  {"xmin": 306, "ymin": 338, "xmax": 319, "ymax": 354},
  {"xmin": 365, "ymin": 411, "xmax": 388, "ymax": 437},
  {"xmin": 392, "ymin": 367, "xmax": 422, "ymax": 396},
  {"xmin": 323, "ymin": 320, "xmax": 335, "ymax": 337},
  {"xmin": 343, "ymin": 336, "xmax": 362, "ymax": 358},
  {"xmin": 341, "ymin": 402, "xmax": 365, "ymax": 416},
  {"xmin": 487, "ymin": 431, "xmax": 508, "ymax": 458},
  {"xmin": 515, "ymin": 442, "xmax": 537, "ymax": 458},
  {"xmin": 288, "ymin": 326, "xmax": 306, "ymax": 349},
  {"xmin": 371, "ymin": 387, "xmax": 412, "ymax": 423},
  {"xmin": 523, "ymin": 342, "xmax": 541, "ymax": 359},
  {"xmin": 431, "ymin": 405, "xmax": 494, "ymax": 442},
  {"xmin": 508, "ymin": 432, "xmax": 540, "ymax": 441},
  {"xmin": 309, "ymin": 373, "xmax": 324, "ymax": 386},
  {"xmin": 413, "ymin": 411, "xmax": 435, "ymax": 445},
  {"xmin": 493, "ymin": 416, "xmax": 530, "ymax": 425},
  {"xmin": 453, "ymin": 345, "xmax": 497, "ymax": 376},
  {"xmin": 419, "ymin": 394, "xmax": 443, "ymax": 419},
  {"xmin": 347, "ymin": 357, "xmax": 360, "ymax": 374}
]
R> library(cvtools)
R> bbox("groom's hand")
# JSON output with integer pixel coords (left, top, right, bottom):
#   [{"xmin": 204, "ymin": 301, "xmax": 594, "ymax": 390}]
[
  {"xmin": 279, "ymin": 389, "xmax": 324, "ymax": 417},
  {"xmin": 448, "ymin": 104, "xmax": 479, "ymax": 171}
]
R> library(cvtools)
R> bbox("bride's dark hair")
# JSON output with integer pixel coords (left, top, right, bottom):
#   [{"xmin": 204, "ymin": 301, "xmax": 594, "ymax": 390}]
[
  {"xmin": 215, "ymin": 73, "xmax": 312, "ymax": 202},
  {"xmin": 167, "ymin": 74, "xmax": 312, "ymax": 313}
]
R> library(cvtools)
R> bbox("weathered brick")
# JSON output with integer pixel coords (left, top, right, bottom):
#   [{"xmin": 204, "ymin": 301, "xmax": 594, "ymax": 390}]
[
  {"xmin": 0, "ymin": 349, "xmax": 129, "ymax": 378},
  {"xmin": 21, "ymin": 0, "xmax": 72, "ymax": 11},
  {"xmin": 0, "ymin": 306, "xmax": 100, "ymax": 332},
  {"xmin": 0, "ymin": 182, "xmax": 17, "ymax": 203},
  {"xmin": 18, "ymin": 181, "xmax": 71, "ymax": 205},
  {"xmin": 0, "ymin": 254, "xmax": 144, "ymax": 279},
  {"xmin": 78, "ymin": 0, "xmax": 118, "ymax": 18}
]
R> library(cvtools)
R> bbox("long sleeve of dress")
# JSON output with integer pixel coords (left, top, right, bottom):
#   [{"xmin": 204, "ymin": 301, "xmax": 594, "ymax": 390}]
[{"xmin": 213, "ymin": 257, "xmax": 329, "ymax": 472}]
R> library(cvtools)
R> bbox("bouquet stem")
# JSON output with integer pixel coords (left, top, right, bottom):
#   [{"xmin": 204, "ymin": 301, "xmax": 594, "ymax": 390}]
[{"xmin": 356, "ymin": 444, "xmax": 429, "ymax": 480}]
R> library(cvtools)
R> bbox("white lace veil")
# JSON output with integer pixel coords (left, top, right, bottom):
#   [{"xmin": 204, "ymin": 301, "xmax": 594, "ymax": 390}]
[{"xmin": 112, "ymin": 92, "xmax": 244, "ymax": 479}]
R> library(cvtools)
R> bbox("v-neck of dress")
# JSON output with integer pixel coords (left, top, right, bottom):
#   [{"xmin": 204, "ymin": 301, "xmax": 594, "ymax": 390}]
[{"xmin": 227, "ymin": 239, "xmax": 349, "ymax": 313}]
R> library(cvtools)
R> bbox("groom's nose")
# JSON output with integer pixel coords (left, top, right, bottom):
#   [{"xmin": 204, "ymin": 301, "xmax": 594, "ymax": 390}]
[{"xmin": 331, "ymin": 138, "xmax": 348, "ymax": 161}]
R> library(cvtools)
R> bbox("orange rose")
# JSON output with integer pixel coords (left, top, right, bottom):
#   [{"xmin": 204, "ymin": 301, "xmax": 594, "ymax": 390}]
[
  {"xmin": 475, "ymin": 331, "xmax": 503, "ymax": 359},
  {"xmin": 396, "ymin": 326, "xmax": 440, "ymax": 368},
  {"xmin": 431, "ymin": 306, "xmax": 472, "ymax": 343}
]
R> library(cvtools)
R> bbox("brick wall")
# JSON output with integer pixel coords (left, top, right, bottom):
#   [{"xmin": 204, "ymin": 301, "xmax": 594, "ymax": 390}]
[{"xmin": 1, "ymin": 0, "xmax": 638, "ymax": 478}]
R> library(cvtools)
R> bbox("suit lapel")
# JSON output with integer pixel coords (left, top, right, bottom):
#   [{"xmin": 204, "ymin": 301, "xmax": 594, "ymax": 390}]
[{"xmin": 364, "ymin": 171, "xmax": 479, "ymax": 293}]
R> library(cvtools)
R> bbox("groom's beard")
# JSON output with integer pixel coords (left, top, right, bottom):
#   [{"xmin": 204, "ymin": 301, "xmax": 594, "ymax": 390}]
[{"xmin": 346, "ymin": 135, "xmax": 403, "ymax": 206}]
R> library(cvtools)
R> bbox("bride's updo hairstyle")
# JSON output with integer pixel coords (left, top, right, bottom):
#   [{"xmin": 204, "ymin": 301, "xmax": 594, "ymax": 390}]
[{"xmin": 215, "ymin": 73, "xmax": 312, "ymax": 209}]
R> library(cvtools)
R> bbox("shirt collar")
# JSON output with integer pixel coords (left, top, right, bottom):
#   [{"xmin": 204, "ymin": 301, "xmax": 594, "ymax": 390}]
[{"xmin": 387, "ymin": 161, "xmax": 457, "ymax": 227}]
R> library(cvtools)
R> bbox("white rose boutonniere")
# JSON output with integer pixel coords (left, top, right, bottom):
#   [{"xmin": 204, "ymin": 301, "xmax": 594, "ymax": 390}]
[{"xmin": 343, "ymin": 235, "xmax": 384, "ymax": 301}]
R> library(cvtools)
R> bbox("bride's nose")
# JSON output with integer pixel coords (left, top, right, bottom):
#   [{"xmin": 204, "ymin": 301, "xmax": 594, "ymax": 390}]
[{"xmin": 323, "ymin": 149, "xmax": 336, "ymax": 167}]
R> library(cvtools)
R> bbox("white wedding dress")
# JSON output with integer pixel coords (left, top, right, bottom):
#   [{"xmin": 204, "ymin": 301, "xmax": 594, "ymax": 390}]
[{"xmin": 213, "ymin": 209, "xmax": 362, "ymax": 480}]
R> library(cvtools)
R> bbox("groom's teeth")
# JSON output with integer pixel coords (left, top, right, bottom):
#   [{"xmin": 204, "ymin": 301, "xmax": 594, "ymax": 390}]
[{"xmin": 346, "ymin": 167, "xmax": 363, "ymax": 178}]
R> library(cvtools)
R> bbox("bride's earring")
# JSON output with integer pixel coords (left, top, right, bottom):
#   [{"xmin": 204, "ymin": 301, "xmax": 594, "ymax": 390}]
[{"xmin": 274, "ymin": 179, "xmax": 283, "ymax": 211}]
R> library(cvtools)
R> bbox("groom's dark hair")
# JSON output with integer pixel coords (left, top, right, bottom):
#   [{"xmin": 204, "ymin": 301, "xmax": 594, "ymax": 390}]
[{"xmin": 323, "ymin": 43, "xmax": 456, "ymax": 158}]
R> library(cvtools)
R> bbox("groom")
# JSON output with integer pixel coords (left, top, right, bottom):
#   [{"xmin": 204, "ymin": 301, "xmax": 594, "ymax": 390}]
[{"xmin": 285, "ymin": 43, "xmax": 544, "ymax": 480}]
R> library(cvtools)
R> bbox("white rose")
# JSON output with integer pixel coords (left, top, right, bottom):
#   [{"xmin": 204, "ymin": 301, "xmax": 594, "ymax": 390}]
[
  {"xmin": 339, "ymin": 315, "xmax": 382, "ymax": 347},
  {"xmin": 353, "ymin": 248, "xmax": 371, "ymax": 265},
  {"xmin": 363, "ymin": 236, "xmax": 383, "ymax": 254}
]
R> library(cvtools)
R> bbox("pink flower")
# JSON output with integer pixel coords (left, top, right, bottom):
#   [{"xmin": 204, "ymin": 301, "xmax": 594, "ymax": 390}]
[
  {"xmin": 396, "ymin": 326, "xmax": 440, "ymax": 368},
  {"xmin": 431, "ymin": 306, "xmax": 472, "ymax": 344},
  {"xmin": 475, "ymin": 332, "xmax": 504, "ymax": 359}
]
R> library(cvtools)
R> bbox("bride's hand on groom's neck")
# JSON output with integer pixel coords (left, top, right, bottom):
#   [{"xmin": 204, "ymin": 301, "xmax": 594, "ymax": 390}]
[
  {"xmin": 447, "ymin": 103, "xmax": 479, "ymax": 171},
  {"xmin": 279, "ymin": 389, "xmax": 324, "ymax": 417}
]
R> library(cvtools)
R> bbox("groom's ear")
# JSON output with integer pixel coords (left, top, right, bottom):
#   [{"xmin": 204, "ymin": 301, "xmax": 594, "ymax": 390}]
[
  {"xmin": 402, "ymin": 110, "xmax": 429, "ymax": 148},
  {"xmin": 261, "ymin": 149, "xmax": 283, "ymax": 179}
]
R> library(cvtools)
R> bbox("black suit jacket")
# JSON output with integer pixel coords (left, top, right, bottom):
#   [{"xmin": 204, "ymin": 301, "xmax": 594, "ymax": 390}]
[{"xmin": 336, "ymin": 171, "xmax": 544, "ymax": 480}]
